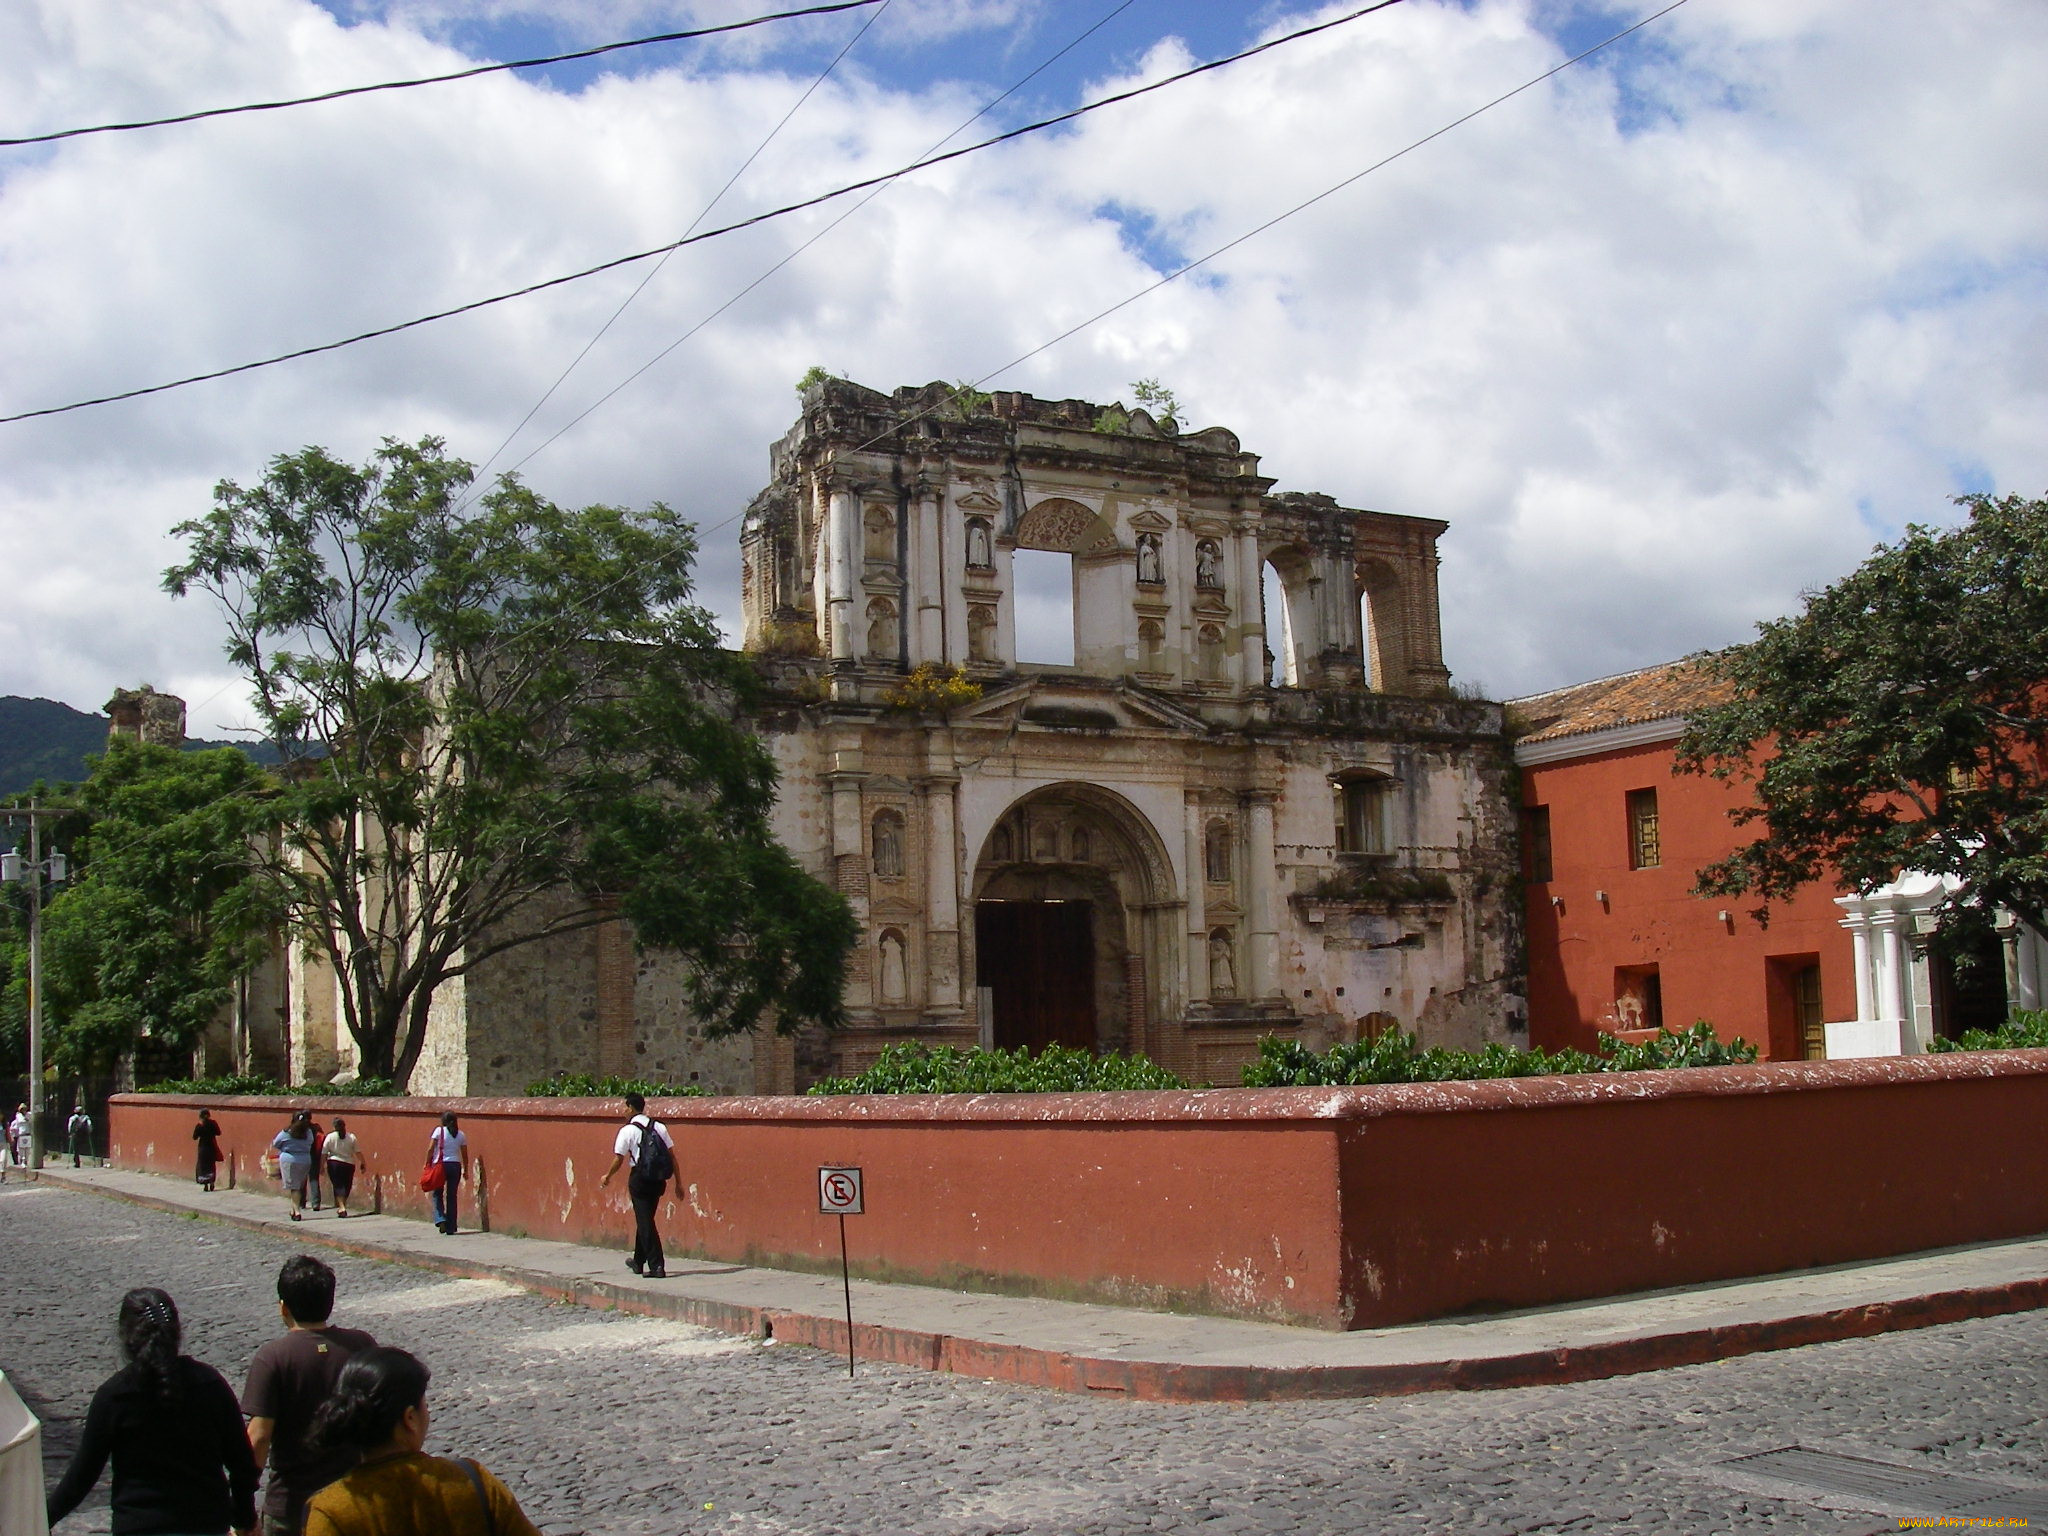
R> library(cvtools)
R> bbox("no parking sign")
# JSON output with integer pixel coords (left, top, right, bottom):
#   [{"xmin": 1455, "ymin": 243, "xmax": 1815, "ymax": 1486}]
[{"xmin": 818, "ymin": 1165, "xmax": 863, "ymax": 1215}]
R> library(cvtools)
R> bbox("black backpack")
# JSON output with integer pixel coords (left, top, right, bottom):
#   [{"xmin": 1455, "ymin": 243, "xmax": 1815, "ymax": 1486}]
[{"xmin": 631, "ymin": 1117, "xmax": 673, "ymax": 1184}]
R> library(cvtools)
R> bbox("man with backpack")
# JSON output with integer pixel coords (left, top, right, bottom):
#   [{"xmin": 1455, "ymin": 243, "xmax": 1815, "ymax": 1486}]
[{"xmin": 599, "ymin": 1092, "xmax": 674, "ymax": 1278}]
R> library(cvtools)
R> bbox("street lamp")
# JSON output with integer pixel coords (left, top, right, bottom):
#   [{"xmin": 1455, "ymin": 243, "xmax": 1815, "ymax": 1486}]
[{"xmin": 3, "ymin": 806, "xmax": 68, "ymax": 1171}]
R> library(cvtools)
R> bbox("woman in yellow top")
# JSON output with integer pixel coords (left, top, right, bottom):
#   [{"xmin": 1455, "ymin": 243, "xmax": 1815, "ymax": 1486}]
[{"xmin": 302, "ymin": 1346, "xmax": 542, "ymax": 1536}]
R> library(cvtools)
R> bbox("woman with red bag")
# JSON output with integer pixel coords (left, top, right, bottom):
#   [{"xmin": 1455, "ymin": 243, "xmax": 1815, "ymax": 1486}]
[{"xmin": 424, "ymin": 1114, "xmax": 468, "ymax": 1234}]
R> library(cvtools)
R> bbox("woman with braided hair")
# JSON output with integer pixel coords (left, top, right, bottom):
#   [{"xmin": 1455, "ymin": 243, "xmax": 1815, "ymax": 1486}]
[
  {"xmin": 302, "ymin": 1346, "xmax": 541, "ymax": 1536},
  {"xmin": 45, "ymin": 1287, "xmax": 258, "ymax": 1534}
]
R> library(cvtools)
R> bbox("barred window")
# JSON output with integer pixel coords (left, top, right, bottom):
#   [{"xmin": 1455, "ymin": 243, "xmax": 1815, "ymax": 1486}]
[{"xmin": 1627, "ymin": 788, "xmax": 1661, "ymax": 870}]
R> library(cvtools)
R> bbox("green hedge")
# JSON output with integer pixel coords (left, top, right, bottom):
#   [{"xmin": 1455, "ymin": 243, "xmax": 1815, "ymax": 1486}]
[
  {"xmin": 524, "ymin": 1073, "xmax": 707, "ymax": 1097},
  {"xmin": 1927, "ymin": 1009, "xmax": 2048, "ymax": 1054},
  {"xmin": 807, "ymin": 1042, "xmax": 1189, "ymax": 1094},
  {"xmin": 1240, "ymin": 1022, "xmax": 1757, "ymax": 1087},
  {"xmin": 136, "ymin": 1074, "xmax": 397, "ymax": 1097}
]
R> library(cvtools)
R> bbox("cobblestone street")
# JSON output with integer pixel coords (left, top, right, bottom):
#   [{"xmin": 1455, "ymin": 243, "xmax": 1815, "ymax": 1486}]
[{"xmin": 8, "ymin": 1181, "xmax": 2046, "ymax": 1535}]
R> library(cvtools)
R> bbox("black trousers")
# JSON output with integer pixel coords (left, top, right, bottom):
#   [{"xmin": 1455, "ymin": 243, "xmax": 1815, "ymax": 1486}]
[{"xmin": 629, "ymin": 1178, "xmax": 666, "ymax": 1272}]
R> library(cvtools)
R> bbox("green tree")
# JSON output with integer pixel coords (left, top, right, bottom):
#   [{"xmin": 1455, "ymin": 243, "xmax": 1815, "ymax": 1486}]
[
  {"xmin": 1676, "ymin": 492, "xmax": 2048, "ymax": 941},
  {"xmin": 165, "ymin": 437, "xmax": 856, "ymax": 1089},
  {"xmin": 1, "ymin": 741, "xmax": 273, "ymax": 1072}
]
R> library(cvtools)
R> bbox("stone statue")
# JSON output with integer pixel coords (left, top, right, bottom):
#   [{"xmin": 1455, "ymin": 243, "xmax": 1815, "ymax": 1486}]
[
  {"xmin": 1208, "ymin": 930, "xmax": 1237, "ymax": 997},
  {"xmin": 966, "ymin": 519, "xmax": 993, "ymax": 570},
  {"xmin": 872, "ymin": 813, "xmax": 903, "ymax": 879},
  {"xmin": 1195, "ymin": 540, "xmax": 1222, "ymax": 590},
  {"xmin": 1136, "ymin": 532, "xmax": 1163, "ymax": 585},
  {"xmin": 879, "ymin": 930, "xmax": 908, "ymax": 1003}
]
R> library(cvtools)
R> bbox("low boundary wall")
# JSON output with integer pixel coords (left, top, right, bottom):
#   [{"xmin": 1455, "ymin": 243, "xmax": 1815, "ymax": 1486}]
[{"xmin": 110, "ymin": 1050, "xmax": 2048, "ymax": 1330}]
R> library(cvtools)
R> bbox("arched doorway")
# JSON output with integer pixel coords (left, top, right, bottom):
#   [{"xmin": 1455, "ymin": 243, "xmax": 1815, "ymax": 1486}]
[{"xmin": 972, "ymin": 784, "xmax": 1175, "ymax": 1055}]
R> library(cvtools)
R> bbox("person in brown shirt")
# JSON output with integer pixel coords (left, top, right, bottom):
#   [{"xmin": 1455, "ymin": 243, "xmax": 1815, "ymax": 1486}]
[
  {"xmin": 241, "ymin": 1255, "xmax": 377, "ymax": 1536},
  {"xmin": 302, "ymin": 1346, "xmax": 541, "ymax": 1536}
]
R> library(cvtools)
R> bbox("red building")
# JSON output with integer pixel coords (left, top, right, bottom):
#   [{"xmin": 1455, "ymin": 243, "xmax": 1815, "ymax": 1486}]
[{"xmin": 1510, "ymin": 662, "xmax": 1852, "ymax": 1060}]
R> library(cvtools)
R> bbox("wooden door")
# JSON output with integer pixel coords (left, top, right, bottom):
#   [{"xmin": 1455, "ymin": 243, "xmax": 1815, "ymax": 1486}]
[{"xmin": 976, "ymin": 900, "xmax": 1095, "ymax": 1052}]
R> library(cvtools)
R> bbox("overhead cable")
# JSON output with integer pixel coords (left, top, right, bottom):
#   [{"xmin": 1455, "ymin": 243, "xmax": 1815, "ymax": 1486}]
[
  {"xmin": 0, "ymin": 0, "xmax": 1406, "ymax": 426},
  {"xmin": 0, "ymin": 1, "xmax": 885, "ymax": 149}
]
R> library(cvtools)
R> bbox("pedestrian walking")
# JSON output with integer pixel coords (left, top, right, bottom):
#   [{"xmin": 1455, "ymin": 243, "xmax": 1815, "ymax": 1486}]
[
  {"xmin": 270, "ymin": 1112, "xmax": 317, "ymax": 1222},
  {"xmin": 301, "ymin": 1346, "xmax": 542, "ymax": 1536},
  {"xmin": 321, "ymin": 1118, "xmax": 361, "ymax": 1218},
  {"xmin": 426, "ymin": 1114, "xmax": 468, "ymax": 1235},
  {"xmin": 599, "ymin": 1092, "xmax": 674, "ymax": 1279},
  {"xmin": 306, "ymin": 1117, "xmax": 326, "ymax": 1211},
  {"xmin": 193, "ymin": 1108, "xmax": 224, "ymax": 1192},
  {"xmin": 44, "ymin": 1287, "xmax": 259, "ymax": 1536},
  {"xmin": 242, "ymin": 1256, "xmax": 378, "ymax": 1536},
  {"xmin": 6, "ymin": 1102, "xmax": 26, "ymax": 1173},
  {"xmin": 66, "ymin": 1103, "xmax": 93, "ymax": 1167}
]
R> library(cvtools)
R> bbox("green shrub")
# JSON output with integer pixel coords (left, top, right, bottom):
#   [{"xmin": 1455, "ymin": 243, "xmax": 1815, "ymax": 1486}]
[
  {"xmin": 524, "ymin": 1073, "xmax": 707, "ymax": 1097},
  {"xmin": 1240, "ymin": 1021, "xmax": 1755, "ymax": 1087},
  {"xmin": 136, "ymin": 1074, "xmax": 396, "ymax": 1097},
  {"xmin": 1927, "ymin": 1008, "xmax": 2048, "ymax": 1054},
  {"xmin": 807, "ymin": 1042, "xmax": 1189, "ymax": 1095}
]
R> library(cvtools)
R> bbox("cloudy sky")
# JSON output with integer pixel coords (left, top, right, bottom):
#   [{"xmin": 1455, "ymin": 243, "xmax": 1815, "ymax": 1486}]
[{"xmin": 3, "ymin": 0, "xmax": 2044, "ymax": 735}]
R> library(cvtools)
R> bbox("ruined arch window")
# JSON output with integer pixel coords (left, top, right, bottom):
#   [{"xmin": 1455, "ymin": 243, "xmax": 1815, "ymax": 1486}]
[
  {"xmin": 967, "ymin": 604, "xmax": 998, "ymax": 663},
  {"xmin": 965, "ymin": 518, "xmax": 994, "ymax": 570},
  {"xmin": 1333, "ymin": 773, "xmax": 1391, "ymax": 855},
  {"xmin": 1138, "ymin": 618, "xmax": 1166, "ymax": 672},
  {"xmin": 1195, "ymin": 539, "xmax": 1224, "ymax": 591},
  {"xmin": 1135, "ymin": 532, "xmax": 1164, "ymax": 586},
  {"xmin": 1197, "ymin": 624, "xmax": 1225, "ymax": 681},
  {"xmin": 864, "ymin": 504, "xmax": 895, "ymax": 561},
  {"xmin": 871, "ymin": 810, "xmax": 905, "ymax": 880},
  {"xmin": 878, "ymin": 928, "xmax": 909, "ymax": 1004},
  {"xmin": 1207, "ymin": 927, "xmax": 1238, "ymax": 997},
  {"xmin": 865, "ymin": 597, "xmax": 899, "ymax": 659},
  {"xmin": 1204, "ymin": 819, "xmax": 1233, "ymax": 885}
]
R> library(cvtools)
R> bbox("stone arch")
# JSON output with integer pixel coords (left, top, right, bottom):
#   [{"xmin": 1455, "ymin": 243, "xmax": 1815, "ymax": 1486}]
[
  {"xmin": 1357, "ymin": 556, "xmax": 1409, "ymax": 692},
  {"xmin": 971, "ymin": 782, "xmax": 1179, "ymax": 1057},
  {"xmin": 1016, "ymin": 496, "xmax": 1118, "ymax": 556},
  {"xmin": 1263, "ymin": 544, "xmax": 1320, "ymax": 687}
]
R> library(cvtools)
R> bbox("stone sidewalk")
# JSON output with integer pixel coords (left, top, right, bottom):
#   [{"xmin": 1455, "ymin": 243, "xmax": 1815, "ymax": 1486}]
[{"xmin": 30, "ymin": 1163, "xmax": 2048, "ymax": 1403}]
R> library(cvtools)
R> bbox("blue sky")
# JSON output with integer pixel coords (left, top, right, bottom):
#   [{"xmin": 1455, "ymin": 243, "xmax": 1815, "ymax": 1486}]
[{"xmin": 4, "ymin": 0, "xmax": 2046, "ymax": 726}]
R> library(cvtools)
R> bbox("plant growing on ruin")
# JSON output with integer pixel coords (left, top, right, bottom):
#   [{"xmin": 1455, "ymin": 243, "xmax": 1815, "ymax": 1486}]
[
  {"xmin": 946, "ymin": 381, "xmax": 992, "ymax": 420},
  {"xmin": 166, "ymin": 437, "xmax": 857, "ymax": 1090},
  {"xmin": 1677, "ymin": 491, "xmax": 2048, "ymax": 946},
  {"xmin": 523, "ymin": 1072, "xmax": 707, "ymax": 1097},
  {"xmin": 795, "ymin": 365, "xmax": 836, "ymax": 393},
  {"xmin": 880, "ymin": 664, "xmax": 983, "ymax": 718},
  {"xmin": 1130, "ymin": 378, "xmax": 1181, "ymax": 433}
]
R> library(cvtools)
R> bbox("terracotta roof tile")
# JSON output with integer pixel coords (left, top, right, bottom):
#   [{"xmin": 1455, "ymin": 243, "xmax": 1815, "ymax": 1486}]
[{"xmin": 1507, "ymin": 659, "xmax": 1733, "ymax": 746}]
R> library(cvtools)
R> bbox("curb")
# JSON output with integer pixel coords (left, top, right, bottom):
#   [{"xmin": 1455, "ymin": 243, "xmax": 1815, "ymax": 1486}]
[{"xmin": 32, "ymin": 1170, "xmax": 2048, "ymax": 1403}]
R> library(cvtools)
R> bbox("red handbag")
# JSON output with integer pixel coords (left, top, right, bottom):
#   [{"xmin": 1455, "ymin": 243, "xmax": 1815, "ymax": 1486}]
[{"xmin": 419, "ymin": 1160, "xmax": 446, "ymax": 1193}]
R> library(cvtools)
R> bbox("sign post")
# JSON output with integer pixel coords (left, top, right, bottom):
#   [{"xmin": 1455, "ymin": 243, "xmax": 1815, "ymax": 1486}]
[{"xmin": 817, "ymin": 1166, "xmax": 863, "ymax": 1379}]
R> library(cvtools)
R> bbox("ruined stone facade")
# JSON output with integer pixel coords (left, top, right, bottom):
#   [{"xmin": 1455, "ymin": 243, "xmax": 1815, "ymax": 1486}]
[{"xmin": 732, "ymin": 381, "xmax": 1523, "ymax": 1086}]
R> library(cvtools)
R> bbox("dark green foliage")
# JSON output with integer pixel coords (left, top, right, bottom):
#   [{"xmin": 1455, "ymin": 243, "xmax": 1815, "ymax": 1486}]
[
  {"xmin": 165, "ymin": 437, "xmax": 856, "ymax": 1089},
  {"xmin": 2, "ymin": 740, "xmax": 274, "ymax": 1072},
  {"xmin": 136, "ymin": 1074, "xmax": 396, "ymax": 1096},
  {"xmin": 807, "ymin": 1042, "xmax": 1190, "ymax": 1095},
  {"xmin": 1239, "ymin": 1021, "xmax": 1757, "ymax": 1087},
  {"xmin": 1927, "ymin": 1009, "xmax": 2048, "ymax": 1054},
  {"xmin": 523, "ymin": 1073, "xmax": 707, "ymax": 1097},
  {"xmin": 1677, "ymin": 492, "xmax": 2048, "ymax": 942}
]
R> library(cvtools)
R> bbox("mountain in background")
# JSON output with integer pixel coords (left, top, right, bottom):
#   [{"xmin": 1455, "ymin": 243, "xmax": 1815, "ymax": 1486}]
[{"xmin": 0, "ymin": 695, "xmax": 280, "ymax": 796}]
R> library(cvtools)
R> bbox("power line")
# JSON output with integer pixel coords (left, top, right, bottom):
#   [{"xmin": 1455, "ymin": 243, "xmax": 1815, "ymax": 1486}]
[
  {"xmin": 467, "ymin": 0, "xmax": 898, "ymax": 496},
  {"xmin": 0, "ymin": 1, "xmax": 885, "ymax": 149},
  {"xmin": 695, "ymin": 0, "xmax": 1696, "ymax": 542},
  {"xmin": 493, "ymin": 0, "xmax": 1144, "ymax": 487},
  {"xmin": 0, "ymin": 0, "xmax": 1407, "ymax": 428}
]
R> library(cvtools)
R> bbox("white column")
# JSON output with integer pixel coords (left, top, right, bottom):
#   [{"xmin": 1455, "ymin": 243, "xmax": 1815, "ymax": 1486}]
[
  {"xmin": 914, "ymin": 484, "xmax": 943, "ymax": 665},
  {"xmin": 1244, "ymin": 792, "xmax": 1279, "ymax": 999},
  {"xmin": 1185, "ymin": 795, "xmax": 1209, "ymax": 1003},
  {"xmin": 1235, "ymin": 525, "xmax": 1264, "ymax": 687},
  {"xmin": 923, "ymin": 772, "xmax": 961, "ymax": 1009},
  {"xmin": 826, "ymin": 487, "xmax": 858, "ymax": 661},
  {"xmin": 1848, "ymin": 917, "xmax": 1875, "ymax": 1021},
  {"xmin": 1879, "ymin": 914, "xmax": 1907, "ymax": 1025}
]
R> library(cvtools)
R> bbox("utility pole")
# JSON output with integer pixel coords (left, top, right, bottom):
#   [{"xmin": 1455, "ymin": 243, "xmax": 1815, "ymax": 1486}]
[{"xmin": 3, "ymin": 805, "xmax": 67, "ymax": 1170}]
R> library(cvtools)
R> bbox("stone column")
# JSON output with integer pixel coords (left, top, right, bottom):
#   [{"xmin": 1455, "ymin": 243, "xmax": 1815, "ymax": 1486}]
[
  {"xmin": 1235, "ymin": 523, "xmax": 1264, "ymax": 686},
  {"xmin": 921, "ymin": 769, "xmax": 962, "ymax": 1010},
  {"xmin": 828, "ymin": 765, "xmax": 871, "ymax": 1008},
  {"xmin": 826, "ymin": 485, "xmax": 858, "ymax": 662},
  {"xmin": 1244, "ymin": 791, "xmax": 1279, "ymax": 999},
  {"xmin": 913, "ymin": 482, "xmax": 944, "ymax": 665},
  {"xmin": 1848, "ymin": 917, "xmax": 1874, "ymax": 1022},
  {"xmin": 1184, "ymin": 794, "xmax": 1209, "ymax": 1003},
  {"xmin": 1878, "ymin": 913, "xmax": 1906, "ymax": 1027}
]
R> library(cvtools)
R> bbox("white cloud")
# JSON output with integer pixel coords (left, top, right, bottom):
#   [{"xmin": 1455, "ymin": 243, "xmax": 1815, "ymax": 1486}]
[{"xmin": 2, "ymin": 0, "xmax": 2045, "ymax": 733}]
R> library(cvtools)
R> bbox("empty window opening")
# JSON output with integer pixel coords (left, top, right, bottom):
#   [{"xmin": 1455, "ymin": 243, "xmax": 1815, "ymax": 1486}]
[
  {"xmin": 1615, "ymin": 965, "xmax": 1663, "ymax": 1032},
  {"xmin": 1335, "ymin": 775, "xmax": 1390, "ymax": 855},
  {"xmin": 1012, "ymin": 548, "xmax": 1075, "ymax": 665},
  {"xmin": 1263, "ymin": 562, "xmax": 1292, "ymax": 686},
  {"xmin": 1627, "ymin": 788, "xmax": 1661, "ymax": 869}
]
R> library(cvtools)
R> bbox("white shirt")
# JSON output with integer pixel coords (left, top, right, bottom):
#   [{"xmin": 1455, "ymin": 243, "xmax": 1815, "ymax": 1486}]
[
  {"xmin": 613, "ymin": 1117, "xmax": 673, "ymax": 1163},
  {"xmin": 428, "ymin": 1127, "xmax": 466, "ymax": 1162},
  {"xmin": 322, "ymin": 1132, "xmax": 360, "ymax": 1165}
]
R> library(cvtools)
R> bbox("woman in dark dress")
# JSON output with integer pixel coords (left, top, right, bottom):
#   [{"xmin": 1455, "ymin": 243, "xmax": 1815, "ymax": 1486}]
[
  {"xmin": 192, "ymin": 1109, "xmax": 223, "ymax": 1192},
  {"xmin": 46, "ymin": 1287, "xmax": 259, "ymax": 1536}
]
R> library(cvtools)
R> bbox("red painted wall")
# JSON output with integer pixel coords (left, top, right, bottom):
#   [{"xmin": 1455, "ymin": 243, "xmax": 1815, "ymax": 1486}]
[
  {"xmin": 114, "ymin": 1052, "xmax": 2048, "ymax": 1330},
  {"xmin": 1520, "ymin": 737, "xmax": 1857, "ymax": 1056}
]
